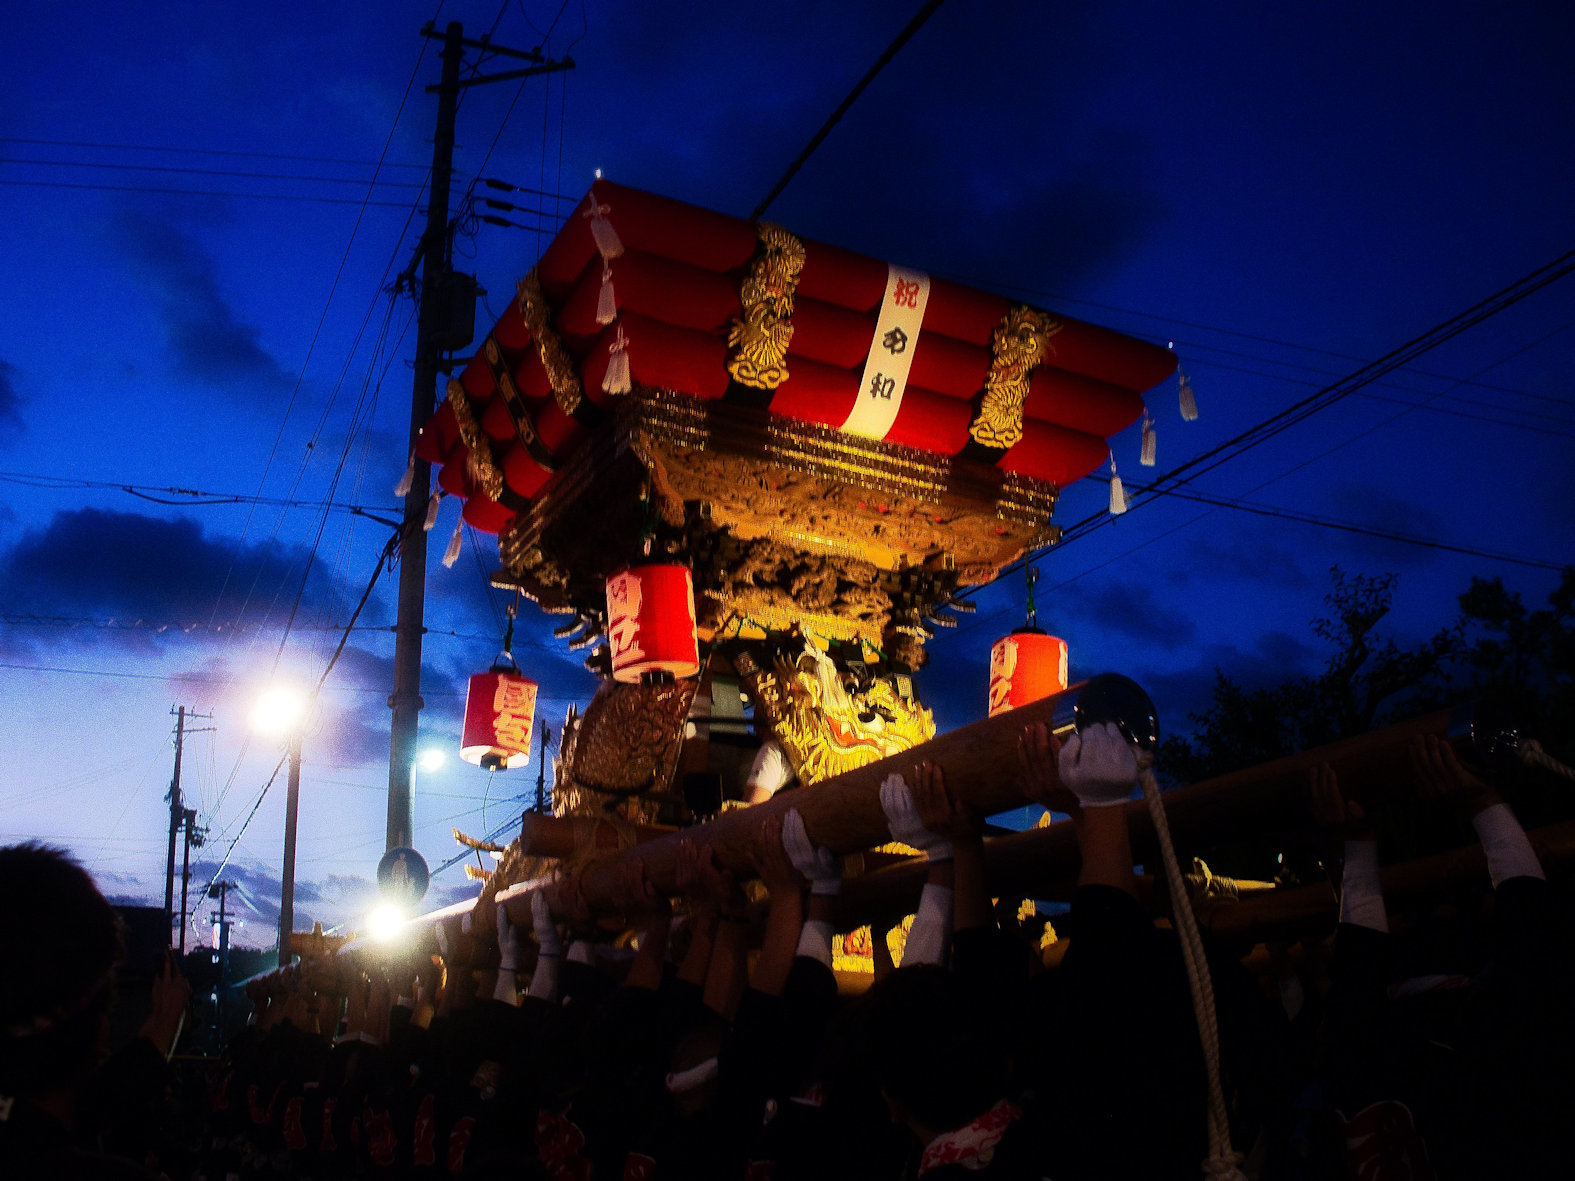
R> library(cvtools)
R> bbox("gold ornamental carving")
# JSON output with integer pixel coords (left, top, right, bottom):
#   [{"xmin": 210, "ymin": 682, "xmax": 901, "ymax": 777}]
[
  {"xmin": 969, "ymin": 305, "xmax": 1063, "ymax": 450},
  {"xmin": 551, "ymin": 678, "xmax": 698, "ymax": 822},
  {"xmin": 446, "ymin": 379, "xmax": 505, "ymax": 501},
  {"xmin": 516, "ymin": 268, "xmax": 584, "ymax": 416},
  {"xmin": 739, "ymin": 637, "xmax": 935, "ymax": 785},
  {"xmin": 726, "ymin": 223, "xmax": 805, "ymax": 390}
]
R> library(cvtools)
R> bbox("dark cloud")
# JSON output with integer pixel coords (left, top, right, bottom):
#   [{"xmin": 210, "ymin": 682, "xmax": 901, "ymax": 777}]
[
  {"xmin": 1325, "ymin": 481, "xmax": 1447, "ymax": 567},
  {"xmin": 1145, "ymin": 630, "xmax": 1320, "ymax": 725},
  {"xmin": 112, "ymin": 211, "xmax": 292, "ymax": 391},
  {"xmin": 0, "ymin": 508, "xmax": 376, "ymax": 631},
  {"xmin": 0, "ymin": 358, "xmax": 20, "ymax": 430},
  {"xmin": 1051, "ymin": 578, "xmax": 1197, "ymax": 650}
]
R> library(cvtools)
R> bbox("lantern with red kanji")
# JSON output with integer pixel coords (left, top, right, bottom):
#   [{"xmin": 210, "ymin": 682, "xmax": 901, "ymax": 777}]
[
  {"xmin": 987, "ymin": 628, "xmax": 1068, "ymax": 717},
  {"xmin": 605, "ymin": 563, "xmax": 700, "ymax": 683},
  {"xmin": 461, "ymin": 669, "xmax": 538, "ymax": 770}
]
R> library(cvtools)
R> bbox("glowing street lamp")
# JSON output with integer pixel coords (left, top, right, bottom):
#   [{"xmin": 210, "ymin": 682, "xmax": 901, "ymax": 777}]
[{"xmin": 416, "ymin": 747, "xmax": 447, "ymax": 773}]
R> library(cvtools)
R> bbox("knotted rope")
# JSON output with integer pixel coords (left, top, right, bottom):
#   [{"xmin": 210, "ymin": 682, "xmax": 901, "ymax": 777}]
[
  {"xmin": 1136, "ymin": 749, "xmax": 1246, "ymax": 1181},
  {"xmin": 1518, "ymin": 738, "xmax": 1575, "ymax": 783}
]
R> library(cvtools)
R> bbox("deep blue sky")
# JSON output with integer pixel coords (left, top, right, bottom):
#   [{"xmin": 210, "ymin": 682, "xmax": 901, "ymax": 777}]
[{"xmin": 1, "ymin": 1, "xmax": 1570, "ymax": 944}]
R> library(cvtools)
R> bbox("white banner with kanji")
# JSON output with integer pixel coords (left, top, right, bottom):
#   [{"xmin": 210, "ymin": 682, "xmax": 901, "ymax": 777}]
[{"xmin": 842, "ymin": 264, "xmax": 930, "ymax": 440}]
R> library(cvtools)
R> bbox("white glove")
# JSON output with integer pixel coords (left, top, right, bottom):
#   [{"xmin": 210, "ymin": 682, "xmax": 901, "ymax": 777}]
[
  {"xmin": 782, "ymin": 808, "xmax": 842, "ymax": 896},
  {"xmin": 531, "ymin": 890, "xmax": 562, "ymax": 957},
  {"xmin": 496, "ymin": 902, "xmax": 522, "ymax": 972},
  {"xmin": 879, "ymin": 773, "xmax": 952, "ymax": 861},
  {"xmin": 1056, "ymin": 722, "xmax": 1137, "ymax": 808},
  {"xmin": 747, "ymin": 740, "xmax": 795, "ymax": 799}
]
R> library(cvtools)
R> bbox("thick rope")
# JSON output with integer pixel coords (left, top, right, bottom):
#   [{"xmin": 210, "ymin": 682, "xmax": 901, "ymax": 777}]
[
  {"xmin": 1136, "ymin": 752, "xmax": 1246, "ymax": 1181},
  {"xmin": 1519, "ymin": 739, "xmax": 1575, "ymax": 783}
]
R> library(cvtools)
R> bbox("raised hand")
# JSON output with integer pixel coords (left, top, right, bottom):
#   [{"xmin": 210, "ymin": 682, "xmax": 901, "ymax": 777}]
[
  {"xmin": 1017, "ymin": 722, "xmax": 1080, "ymax": 814},
  {"xmin": 880, "ymin": 770, "xmax": 953, "ymax": 860},
  {"xmin": 1308, "ymin": 762, "xmax": 1370, "ymax": 839},
  {"xmin": 1409, "ymin": 734, "xmax": 1501, "ymax": 816},
  {"xmin": 1057, "ymin": 722, "xmax": 1138, "ymax": 808},
  {"xmin": 782, "ymin": 808, "xmax": 842, "ymax": 896},
  {"xmin": 910, "ymin": 761, "xmax": 980, "ymax": 846},
  {"xmin": 750, "ymin": 811, "xmax": 806, "ymax": 896}
]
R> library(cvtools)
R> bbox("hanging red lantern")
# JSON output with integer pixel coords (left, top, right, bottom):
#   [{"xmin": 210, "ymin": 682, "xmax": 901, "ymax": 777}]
[
  {"xmin": 987, "ymin": 628, "xmax": 1068, "ymax": 717},
  {"xmin": 461, "ymin": 669, "xmax": 538, "ymax": 770},
  {"xmin": 605, "ymin": 563, "xmax": 700, "ymax": 683}
]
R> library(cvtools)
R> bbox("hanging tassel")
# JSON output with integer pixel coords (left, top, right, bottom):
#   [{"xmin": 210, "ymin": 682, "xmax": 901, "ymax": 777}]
[
  {"xmin": 1108, "ymin": 452, "xmax": 1128, "ymax": 515},
  {"xmin": 1178, "ymin": 371, "xmax": 1199, "ymax": 421},
  {"xmin": 423, "ymin": 490, "xmax": 444, "ymax": 532},
  {"xmin": 441, "ymin": 515, "xmax": 464, "ymax": 569},
  {"xmin": 393, "ymin": 450, "xmax": 415, "ymax": 496},
  {"xmin": 602, "ymin": 325, "xmax": 631, "ymax": 395},
  {"xmin": 583, "ymin": 188, "xmax": 624, "ymax": 260},
  {"xmin": 1140, "ymin": 410, "xmax": 1157, "ymax": 467},
  {"xmin": 595, "ymin": 261, "xmax": 617, "ymax": 325}
]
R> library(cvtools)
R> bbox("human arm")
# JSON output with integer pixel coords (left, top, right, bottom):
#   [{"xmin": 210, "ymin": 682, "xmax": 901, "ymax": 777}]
[
  {"xmin": 781, "ymin": 808, "xmax": 841, "ymax": 967},
  {"xmin": 749, "ymin": 812, "xmax": 806, "ymax": 996}
]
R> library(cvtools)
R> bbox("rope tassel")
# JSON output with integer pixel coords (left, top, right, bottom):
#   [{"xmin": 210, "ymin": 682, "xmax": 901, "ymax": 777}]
[
  {"xmin": 441, "ymin": 515, "xmax": 464, "ymax": 569},
  {"xmin": 1179, "ymin": 371, "xmax": 1199, "ymax": 421},
  {"xmin": 595, "ymin": 261, "xmax": 618, "ymax": 325},
  {"xmin": 1108, "ymin": 451, "xmax": 1128, "ymax": 515},
  {"xmin": 393, "ymin": 451, "xmax": 415, "ymax": 497},
  {"xmin": 1140, "ymin": 410, "xmax": 1157, "ymax": 467},
  {"xmin": 423, "ymin": 490, "xmax": 444, "ymax": 532},
  {"xmin": 583, "ymin": 187, "xmax": 624, "ymax": 261},
  {"xmin": 603, "ymin": 325, "xmax": 631, "ymax": 395}
]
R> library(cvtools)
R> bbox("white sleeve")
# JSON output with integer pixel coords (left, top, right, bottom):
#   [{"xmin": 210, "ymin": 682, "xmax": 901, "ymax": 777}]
[
  {"xmin": 1472, "ymin": 802, "xmax": 1545, "ymax": 887},
  {"xmin": 1338, "ymin": 840, "xmax": 1388, "ymax": 933},
  {"xmin": 795, "ymin": 918, "xmax": 834, "ymax": 968},
  {"xmin": 899, "ymin": 883, "xmax": 954, "ymax": 967}
]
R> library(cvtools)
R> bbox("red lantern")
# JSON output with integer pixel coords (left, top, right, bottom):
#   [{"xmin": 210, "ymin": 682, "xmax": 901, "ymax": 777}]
[
  {"xmin": 461, "ymin": 670, "xmax": 538, "ymax": 770},
  {"xmin": 605, "ymin": 563, "xmax": 700, "ymax": 683},
  {"xmin": 987, "ymin": 629, "xmax": 1068, "ymax": 717}
]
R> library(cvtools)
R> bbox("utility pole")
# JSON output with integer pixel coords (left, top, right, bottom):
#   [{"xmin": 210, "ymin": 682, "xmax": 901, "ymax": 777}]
[
  {"xmin": 208, "ymin": 881, "xmax": 234, "ymax": 1044},
  {"xmin": 164, "ymin": 706, "xmax": 186, "ymax": 941},
  {"xmin": 163, "ymin": 706, "xmax": 214, "ymax": 945},
  {"xmin": 277, "ymin": 734, "xmax": 303, "ymax": 968},
  {"xmin": 178, "ymin": 807, "xmax": 205, "ymax": 955},
  {"xmin": 387, "ymin": 20, "xmax": 573, "ymax": 853}
]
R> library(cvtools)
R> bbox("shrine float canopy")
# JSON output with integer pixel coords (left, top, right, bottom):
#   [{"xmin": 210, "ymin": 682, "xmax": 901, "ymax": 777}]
[{"xmin": 417, "ymin": 179, "xmax": 1177, "ymax": 670}]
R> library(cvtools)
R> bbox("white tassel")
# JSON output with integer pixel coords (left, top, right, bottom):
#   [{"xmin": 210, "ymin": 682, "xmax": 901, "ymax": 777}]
[
  {"xmin": 583, "ymin": 189, "xmax": 624, "ymax": 260},
  {"xmin": 1140, "ymin": 410, "xmax": 1157, "ymax": 467},
  {"xmin": 1108, "ymin": 452, "xmax": 1128, "ymax": 515},
  {"xmin": 423, "ymin": 490, "xmax": 443, "ymax": 532},
  {"xmin": 1178, "ymin": 372, "xmax": 1199, "ymax": 421},
  {"xmin": 595, "ymin": 261, "xmax": 617, "ymax": 325},
  {"xmin": 602, "ymin": 325, "xmax": 631, "ymax": 395},
  {"xmin": 394, "ymin": 451, "xmax": 415, "ymax": 496},
  {"xmin": 442, "ymin": 516, "xmax": 464, "ymax": 569}
]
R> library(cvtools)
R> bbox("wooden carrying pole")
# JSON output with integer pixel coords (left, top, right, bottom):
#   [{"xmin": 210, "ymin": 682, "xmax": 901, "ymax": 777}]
[
  {"xmin": 517, "ymin": 676, "xmax": 1149, "ymax": 924},
  {"xmin": 833, "ymin": 705, "xmax": 1472, "ymax": 926}
]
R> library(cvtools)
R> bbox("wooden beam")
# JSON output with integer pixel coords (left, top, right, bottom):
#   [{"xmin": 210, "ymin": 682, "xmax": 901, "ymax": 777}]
[{"xmin": 832, "ymin": 707, "xmax": 1465, "ymax": 926}]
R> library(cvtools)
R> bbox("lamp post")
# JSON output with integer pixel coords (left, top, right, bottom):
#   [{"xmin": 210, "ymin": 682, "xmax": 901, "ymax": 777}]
[{"xmin": 252, "ymin": 686, "xmax": 308, "ymax": 968}]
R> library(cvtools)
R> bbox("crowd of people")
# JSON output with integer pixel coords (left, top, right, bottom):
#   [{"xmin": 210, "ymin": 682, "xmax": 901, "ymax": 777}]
[{"xmin": 3, "ymin": 724, "xmax": 1571, "ymax": 1179}]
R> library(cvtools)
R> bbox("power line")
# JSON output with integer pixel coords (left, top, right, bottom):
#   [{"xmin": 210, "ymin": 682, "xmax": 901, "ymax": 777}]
[
  {"xmin": 0, "ymin": 469, "xmax": 398, "ymax": 521},
  {"xmin": 0, "ymin": 155, "xmax": 440, "ymax": 189},
  {"xmin": 0, "ymin": 178, "xmax": 418, "ymax": 208},
  {"xmin": 0, "ymin": 135, "xmax": 439, "ymax": 170},
  {"xmin": 752, "ymin": 0, "xmax": 946, "ymax": 219}
]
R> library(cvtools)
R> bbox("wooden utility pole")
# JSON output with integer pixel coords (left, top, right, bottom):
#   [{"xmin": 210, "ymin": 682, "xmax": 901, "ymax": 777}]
[
  {"xmin": 387, "ymin": 20, "xmax": 573, "ymax": 853},
  {"xmin": 278, "ymin": 735, "xmax": 303, "ymax": 967}
]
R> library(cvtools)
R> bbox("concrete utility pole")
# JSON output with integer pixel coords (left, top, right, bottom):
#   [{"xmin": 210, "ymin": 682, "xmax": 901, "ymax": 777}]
[
  {"xmin": 178, "ymin": 806, "xmax": 204, "ymax": 955},
  {"xmin": 277, "ymin": 734, "xmax": 303, "ymax": 968},
  {"xmin": 386, "ymin": 20, "xmax": 573, "ymax": 853},
  {"xmin": 208, "ymin": 881, "xmax": 234, "ymax": 1044},
  {"xmin": 163, "ymin": 706, "xmax": 214, "ymax": 945}
]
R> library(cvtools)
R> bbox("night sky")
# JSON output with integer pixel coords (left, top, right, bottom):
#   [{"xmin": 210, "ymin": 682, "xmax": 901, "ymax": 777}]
[{"xmin": 1, "ymin": 1, "xmax": 1570, "ymax": 946}]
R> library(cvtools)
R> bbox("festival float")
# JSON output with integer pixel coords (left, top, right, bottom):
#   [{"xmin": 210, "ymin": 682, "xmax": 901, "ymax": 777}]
[{"xmin": 409, "ymin": 178, "xmax": 1179, "ymax": 934}]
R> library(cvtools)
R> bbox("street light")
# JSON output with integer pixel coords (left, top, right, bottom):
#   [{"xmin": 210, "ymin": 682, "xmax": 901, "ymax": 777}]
[
  {"xmin": 416, "ymin": 747, "xmax": 447, "ymax": 773},
  {"xmin": 252, "ymin": 684, "xmax": 309, "ymax": 968}
]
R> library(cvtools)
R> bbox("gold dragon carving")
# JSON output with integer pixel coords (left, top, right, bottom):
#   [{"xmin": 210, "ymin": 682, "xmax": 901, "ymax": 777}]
[
  {"xmin": 738, "ymin": 636, "xmax": 935, "ymax": 784},
  {"xmin": 726, "ymin": 223, "xmax": 806, "ymax": 390},
  {"xmin": 551, "ymin": 677, "xmax": 698, "ymax": 823},
  {"xmin": 516, "ymin": 268, "xmax": 584, "ymax": 416},
  {"xmin": 969, "ymin": 305, "xmax": 1063, "ymax": 450},
  {"xmin": 445, "ymin": 379, "xmax": 505, "ymax": 501}
]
